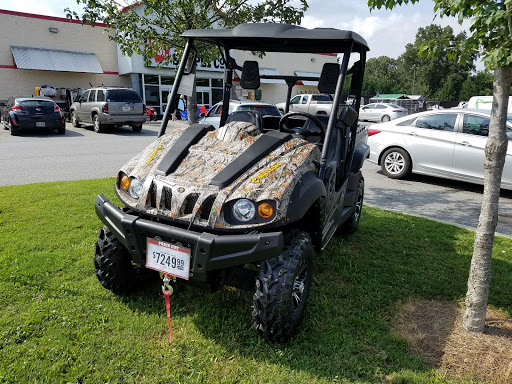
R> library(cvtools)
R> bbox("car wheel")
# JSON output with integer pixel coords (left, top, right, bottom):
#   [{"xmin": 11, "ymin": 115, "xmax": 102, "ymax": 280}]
[
  {"xmin": 71, "ymin": 111, "xmax": 81, "ymax": 128},
  {"xmin": 132, "ymin": 122, "xmax": 143, "ymax": 132},
  {"xmin": 7, "ymin": 119, "xmax": 19, "ymax": 136},
  {"xmin": 93, "ymin": 114, "xmax": 105, "ymax": 133},
  {"xmin": 252, "ymin": 229, "xmax": 313, "ymax": 342},
  {"xmin": 57, "ymin": 127, "xmax": 66, "ymax": 135},
  {"xmin": 381, "ymin": 147, "xmax": 411, "ymax": 179},
  {"xmin": 93, "ymin": 226, "xmax": 156, "ymax": 295},
  {"xmin": 146, "ymin": 116, "xmax": 151, "ymax": 122},
  {"xmin": 381, "ymin": 115, "xmax": 391, "ymax": 122},
  {"xmin": 337, "ymin": 175, "xmax": 364, "ymax": 235}
]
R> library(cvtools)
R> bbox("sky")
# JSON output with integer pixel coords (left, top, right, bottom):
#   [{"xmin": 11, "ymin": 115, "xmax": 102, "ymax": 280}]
[{"xmin": 2, "ymin": 0, "xmax": 478, "ymax": 67}]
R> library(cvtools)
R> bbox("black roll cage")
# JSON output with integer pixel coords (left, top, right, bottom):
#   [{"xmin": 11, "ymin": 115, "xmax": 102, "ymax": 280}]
[{"xmin": 158, "ymin": 24, "xmax": 368, "ymax": 179}]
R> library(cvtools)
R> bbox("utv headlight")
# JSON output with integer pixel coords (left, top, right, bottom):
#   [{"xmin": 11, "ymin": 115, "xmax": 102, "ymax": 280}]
[
  {"xmin": 129, "ymin": 178, "xmax": 143, "ymax": 199},
  {"xmin": 233, "ymin": 199, "xmax": 256, "ymax": 222}
]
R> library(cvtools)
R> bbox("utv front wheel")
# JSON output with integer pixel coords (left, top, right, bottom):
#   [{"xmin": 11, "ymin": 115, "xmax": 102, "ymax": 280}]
[
  {"xmin": 94, "ymin": 226, "xmax": 154, "ymax": 295},
  {"xmin": 252, "ymin": 230, "xmax": 313, "ymax": 342}
]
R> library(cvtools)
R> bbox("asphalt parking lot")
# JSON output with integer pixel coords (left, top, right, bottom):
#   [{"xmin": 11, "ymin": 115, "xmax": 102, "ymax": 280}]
[{"xmin": 1, "ymin": 119, "xmax": 511, "ymax": 237}]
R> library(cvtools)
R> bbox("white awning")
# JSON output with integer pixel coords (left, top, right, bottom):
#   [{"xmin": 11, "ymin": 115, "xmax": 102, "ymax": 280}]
[
  {"xmin": 11, "ymin": 46, "xmax": 103, "ymax": 73},
  {"xmin": 235, "ymin": 67, "xmax": 286, "ymax": 84},
  {"xmin": 295, "ymin": 71, "xmax": 320, "ymax": 86}
]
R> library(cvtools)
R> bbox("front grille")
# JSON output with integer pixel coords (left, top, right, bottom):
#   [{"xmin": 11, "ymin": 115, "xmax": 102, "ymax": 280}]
[
  {"xmin": 200, "ymin": 195, "xmax": 217, "ymax": 220},
  {"xmin": 182, "ymin": 193, "xmax": 199, "ymax": 215},
  {"xmin": 163, "ymin": 187, "xmax": 172, "ymax": 210},
  {"xmin": 149, "ymin": 182, "xmax": 157, "ymax": 208}
]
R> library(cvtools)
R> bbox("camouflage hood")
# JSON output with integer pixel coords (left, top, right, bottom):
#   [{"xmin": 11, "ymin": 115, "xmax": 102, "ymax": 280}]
[{"xmin": 117, "ymin": 121, "xmax": 320, "ymax": 229}]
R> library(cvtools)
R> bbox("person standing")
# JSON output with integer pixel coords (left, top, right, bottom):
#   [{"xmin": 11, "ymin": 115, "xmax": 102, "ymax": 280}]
[{"xmin": 177, "ymin": 95, "xmax": 187, "ymax": 120}]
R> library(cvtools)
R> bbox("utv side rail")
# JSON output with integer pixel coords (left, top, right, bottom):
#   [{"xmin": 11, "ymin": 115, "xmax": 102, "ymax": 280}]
[{"xmin": 95, "ymin": 194, "xmax": 284, "ymax": 282}]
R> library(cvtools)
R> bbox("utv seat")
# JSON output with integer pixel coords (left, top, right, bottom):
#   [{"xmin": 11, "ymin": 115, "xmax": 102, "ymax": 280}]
[{"xmin": 225, "ymin": 110, "xmax": 262, "ymax": 131}]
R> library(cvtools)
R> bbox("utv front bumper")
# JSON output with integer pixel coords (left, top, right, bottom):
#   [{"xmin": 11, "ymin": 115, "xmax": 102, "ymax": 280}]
[{"xmin": 95, "ymin": 194, "xmax": 284, "ymax": 283}]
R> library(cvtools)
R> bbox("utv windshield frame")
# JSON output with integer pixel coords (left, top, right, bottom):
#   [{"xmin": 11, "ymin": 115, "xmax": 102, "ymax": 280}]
[{"xmin": 158, "ymin": 23, "xmax": 369, "ymax": 171}]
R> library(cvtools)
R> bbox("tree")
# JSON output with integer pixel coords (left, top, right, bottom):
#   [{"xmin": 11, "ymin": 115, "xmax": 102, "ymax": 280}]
[
  {"xmin": 67, "ymin": 0, "xmax": 308, "ymax": 123},
  {"xmin": 459, "ymin": 71, "xmax": 494, "ymax": 101},
  {"xmin": 396, "ymin": 24, "xmax": 474, "ymax": 99},
  {"xmin": 362, "ymin": 56, "xmax": 401, "ymax": 96},
  {"xmin": 368, "ymin": 0, "xmax": 512, "ymax": 333}
]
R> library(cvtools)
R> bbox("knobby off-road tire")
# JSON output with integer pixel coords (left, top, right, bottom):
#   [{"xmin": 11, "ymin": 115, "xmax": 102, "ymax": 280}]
[
  {"xmin": 338, "ymin": 175, "xmax": 364, "ymax": 235},
  {"xmin": 94, "ymin": 226, "xmax": 154, "ymax": 295},
  {"xmin": 253, "ymin": 229, "xmax": 314, "ymax": 342}
]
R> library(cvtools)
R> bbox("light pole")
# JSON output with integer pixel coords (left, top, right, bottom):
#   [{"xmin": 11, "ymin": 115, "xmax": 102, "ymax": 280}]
[{"xmin": 411, "ymin": 65, "xmax": 419, "ymax": 95}]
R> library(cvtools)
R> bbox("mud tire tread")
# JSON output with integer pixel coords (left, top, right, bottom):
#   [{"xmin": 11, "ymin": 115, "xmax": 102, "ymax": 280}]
[
  {"xmin": 93, "ymin": 226, "xmax": 153, "ymax": 295},
  {"xmin": 252, "ymin": 229, "xmax": 313, "ymax": 342}
]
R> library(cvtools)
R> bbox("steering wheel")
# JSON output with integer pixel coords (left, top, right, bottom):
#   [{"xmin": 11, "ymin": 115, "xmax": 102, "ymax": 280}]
[{"xmin": 279, "ymin": 112, "xmax": 325, "ymax": 140}]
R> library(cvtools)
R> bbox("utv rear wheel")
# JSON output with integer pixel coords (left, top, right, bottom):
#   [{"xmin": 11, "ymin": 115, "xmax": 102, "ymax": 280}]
[
  {"xmin": 93, "ymin": 114, "xmax": 106, "ymax": 133},
  {"xmin": 252, "ymin": 229, "xmax": 313, "ymax": 342},
  {"xmin": 381, "ymin": 147, "xmax": 411, "ymax": 179},
  {"xmin": 94, "ymin": 226, "xmax": 154, "ymax": 295},
  {"xmin": 337, "ymin": 175, "xmax": 364, "ymax": 235},
  {"xmin": 71, "ymin": 111, "xmax": 81, "ymax": 128}
]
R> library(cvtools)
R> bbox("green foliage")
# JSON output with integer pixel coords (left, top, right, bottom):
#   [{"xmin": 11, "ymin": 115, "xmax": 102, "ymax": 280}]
[
  {"xmin": 362, "ymin": 56, "xmax": 401, "ymax": 96},
  {"xmin": 368, "ymin": 0, "xmax": 512, "ymax": 70},
  {"xmin": 1, "ymin": 179, "xmax": 512, "ymax": 383},
  {"xmin": 458, "ymin": 71, "xmax": 494, "ymax": 101},
  {"xmin": 66, "ymin": 0, "xmax": 309, "ymax": 68}
]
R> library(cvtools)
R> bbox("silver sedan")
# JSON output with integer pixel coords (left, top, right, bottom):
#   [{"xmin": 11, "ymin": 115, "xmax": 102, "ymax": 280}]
[
  {"xmin": 366, "ymin": 108, "xmax": 512, "ymax": 190},
  {"xmin": 359, "ymin": 103, "xmax": 408, "ymax": 122}
]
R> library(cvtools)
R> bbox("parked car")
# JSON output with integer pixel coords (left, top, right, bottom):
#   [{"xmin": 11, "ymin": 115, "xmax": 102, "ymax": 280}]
[
  {"xmin": 0, "ymin": 96, "xmax": 65, "ymax": 135},
  {"xmin": 359, "ymin": 103, "xmax": 408, "ymax": 122},
  {"xmin": 200, "ymin": 100, "xmax": 281, "ymax": 128},
  {"xmin": 367, "ymin": 108, "xmax": 512, "ymax": 189},
  {"xmin": 275, "ymin": 94, "xmax": 333, "ymax": 115},
  {"xmin": 70, "ymin": 87, "xmax": 146, "ymax": 133}
]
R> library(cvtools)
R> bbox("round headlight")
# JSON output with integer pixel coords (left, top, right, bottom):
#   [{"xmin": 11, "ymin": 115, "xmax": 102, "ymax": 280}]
[
  {"xmin": 129, "ymin": 178, "xmax": 143, "ymax": 199},
  {"xmin": 233, "ymin": 199, "xmax": 255, "ymax": 222}
]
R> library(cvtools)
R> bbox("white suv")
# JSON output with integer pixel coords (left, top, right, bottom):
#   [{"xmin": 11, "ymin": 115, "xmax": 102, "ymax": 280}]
[{"xmin": 200, "ymin": 100, "xmax": 281, "ymax": 128}]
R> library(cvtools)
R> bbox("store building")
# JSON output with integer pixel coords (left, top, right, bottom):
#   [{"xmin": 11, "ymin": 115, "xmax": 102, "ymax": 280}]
[
  {"xmin": 0, "ymin": 9, "xmax": 128, "ymax": 103},
  {"xmin": 0, "ymin": 8, "xmax": 338, "ymax": 111}
]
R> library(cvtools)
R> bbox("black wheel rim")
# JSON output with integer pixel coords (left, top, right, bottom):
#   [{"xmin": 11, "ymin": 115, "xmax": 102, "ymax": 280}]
[{"xmin": 292, "ymin": 258, "xmax": 308, "ymax": 312}]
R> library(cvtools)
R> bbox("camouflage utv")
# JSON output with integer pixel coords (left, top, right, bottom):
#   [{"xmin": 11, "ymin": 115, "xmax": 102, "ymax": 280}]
[{"xmin": 94, "ymin": 23, "xmax": 370, "ymax": 342}]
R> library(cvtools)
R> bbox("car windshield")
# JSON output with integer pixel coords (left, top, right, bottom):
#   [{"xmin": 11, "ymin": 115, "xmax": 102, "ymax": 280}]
[
  {"xmin": 106, "ymin": 90, "xmax": 142, "ymax": 103},
  {"xmin": 19, "ymin": 100, "xmax": 54, "ymax": 107},
  {"xmin": 237, "ymin": 105, "xmax": 281, "ymax": 116}
]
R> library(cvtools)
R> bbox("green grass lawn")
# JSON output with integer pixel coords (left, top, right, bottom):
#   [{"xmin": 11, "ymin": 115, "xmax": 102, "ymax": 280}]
[{"xmin": 1, "ymin": 179, "xmax": 511, "ymax": 384}]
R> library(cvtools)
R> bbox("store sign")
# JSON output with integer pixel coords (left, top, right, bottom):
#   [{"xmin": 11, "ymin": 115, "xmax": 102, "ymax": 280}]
[{"xmin": 148, "ymin": 43, "xmax": 225, "ymax": 72}]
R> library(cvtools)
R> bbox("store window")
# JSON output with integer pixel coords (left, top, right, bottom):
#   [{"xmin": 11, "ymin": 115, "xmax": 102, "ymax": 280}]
[
  {"xmin": 196, "ymin": 78, "xmax": 209, "ymax": 87},
  {"xmin": 145, "ymin": 74, "xmax": 159, "ymax": 85},
  {"xmin": 211, "ymin": 78, "xmax": 223, "ymax": 105},
  {"xmin": 161, "ymin": 76, "xmax": 174, "ymax": 85},
  {"xmin": 145, "ymin": 85, "xmax": 160, "ymax": 105}
]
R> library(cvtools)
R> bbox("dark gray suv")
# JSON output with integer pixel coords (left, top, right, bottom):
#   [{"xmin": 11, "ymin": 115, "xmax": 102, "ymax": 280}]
[{"xmin": 70, "ymin": 87, "xmax": 146, "ymax": 133}]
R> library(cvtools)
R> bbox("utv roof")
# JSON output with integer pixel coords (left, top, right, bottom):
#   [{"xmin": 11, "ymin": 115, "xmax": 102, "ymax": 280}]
[{"xmin": 181, "ymin": 23, "xmax": 369, "ymax": 54}]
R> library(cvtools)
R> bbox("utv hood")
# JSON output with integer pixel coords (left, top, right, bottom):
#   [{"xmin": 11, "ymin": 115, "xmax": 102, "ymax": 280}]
[{"xmin": 116, "ymin": 122, "xmax": 320, "ymax": 229}]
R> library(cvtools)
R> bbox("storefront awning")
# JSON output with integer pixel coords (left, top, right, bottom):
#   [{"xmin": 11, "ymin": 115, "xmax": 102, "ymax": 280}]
[
  {"xmin": 295, "ymin": 71, "xmax": 320, "ymax": 86},
  {"xmin": 11, "ymin": 46, "xmax": 103, "ymax": 73},
  {"xmin": 235, "ymin": 67, "xmax": 286, "ymax": 84}
]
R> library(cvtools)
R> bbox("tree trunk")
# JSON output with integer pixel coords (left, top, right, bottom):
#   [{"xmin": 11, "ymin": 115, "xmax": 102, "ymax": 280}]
[{"xmin": 463, "ymin": 66, "xmax": 511, "ymax": 332}]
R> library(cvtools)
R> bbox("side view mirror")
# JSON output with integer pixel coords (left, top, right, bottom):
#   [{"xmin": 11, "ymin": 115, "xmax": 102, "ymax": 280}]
[{"xmin": 200, "ymin": 112, "xmax": 206, "ymax": 118}]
